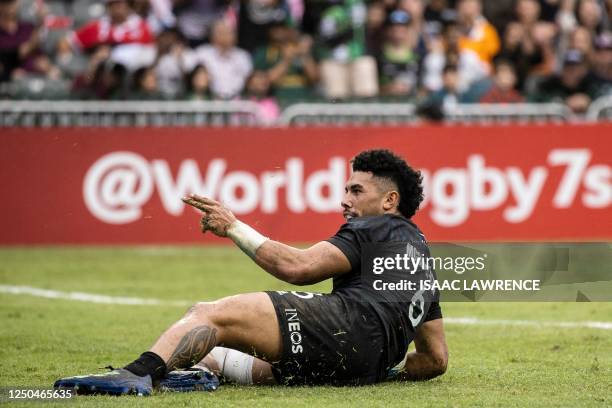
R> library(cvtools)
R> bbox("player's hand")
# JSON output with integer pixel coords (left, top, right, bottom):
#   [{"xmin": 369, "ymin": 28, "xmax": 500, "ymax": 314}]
[{"xmin": 181, "ymin": 194, "xmax": 237, "ymax": 237}]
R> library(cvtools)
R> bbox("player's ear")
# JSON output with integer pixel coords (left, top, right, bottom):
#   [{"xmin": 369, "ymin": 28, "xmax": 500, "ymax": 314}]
[{"xmin": 382, "ymin": 190, "xmax": 399, "ymax": 211}]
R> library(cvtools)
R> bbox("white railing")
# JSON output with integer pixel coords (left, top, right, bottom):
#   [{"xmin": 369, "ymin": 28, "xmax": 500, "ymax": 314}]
[
  {"xmin": 0, "ymin": 100, "xmax": 263, "ymax": 127},
  {"xmin": 278, "ymin": 103, "xmax": 418, "ymax": 126},
  {"xmin": 444, "ymin": 103, "xmax": 571, "ymax": 123},
  {"xmin": 1, "ymin": 98, "xmax": 610, "ymax": 127},
  {"xmin": 278, "ymin": 102, "xmax": 572, "ymax": 125},
  {"xmin": 586, "ymin": 95, "xmax": 612, "ymax": 121}
]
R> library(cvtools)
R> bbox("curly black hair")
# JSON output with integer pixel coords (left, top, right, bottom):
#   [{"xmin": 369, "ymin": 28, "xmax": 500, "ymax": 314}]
[{"xmin": 351, "ymin": 149, "xmax": 423, "ymax": 219}]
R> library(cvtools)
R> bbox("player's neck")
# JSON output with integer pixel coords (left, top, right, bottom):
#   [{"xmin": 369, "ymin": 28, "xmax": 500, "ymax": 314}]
[{"xmin": 383, "ymin": 208, "xmax": 402, "ymax": 217}]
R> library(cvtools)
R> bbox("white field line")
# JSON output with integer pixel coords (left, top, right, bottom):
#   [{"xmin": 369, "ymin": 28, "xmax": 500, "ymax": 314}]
[
  {"xmin": 0, "ymin": 284, "xmax": 190, "ymax": 307},
  {"xmin": 443, "ymin": 317, "xmax": 612, "ymax": 330},
  {"xmin": 1, "ymin": 284, "xmax": 611, "ymax": 330}
]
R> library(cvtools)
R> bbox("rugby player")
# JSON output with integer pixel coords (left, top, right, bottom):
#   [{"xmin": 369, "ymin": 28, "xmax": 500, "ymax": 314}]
[{"xmin": 54, "ymin": 149, "xmax": 448, "ymax": 394}]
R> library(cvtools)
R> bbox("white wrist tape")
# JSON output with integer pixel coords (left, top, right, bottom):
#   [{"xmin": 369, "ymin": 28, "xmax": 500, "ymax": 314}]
[
  {"xmin": 209, "ymin": 347, "xmax": 254, "ymax": 385},
  {"xmin": 226, "ymin": 220, "xmax": 269, "ymax": 259}
]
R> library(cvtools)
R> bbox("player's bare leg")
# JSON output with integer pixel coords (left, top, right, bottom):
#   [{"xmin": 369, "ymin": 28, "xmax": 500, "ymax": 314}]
[
  {"xmin": 54, "ymin": 292, "xmax": 280, "ymax": 395},
  {"xmin": 149, "ymin": 292, "xmax": 282, "ymax": 373}
]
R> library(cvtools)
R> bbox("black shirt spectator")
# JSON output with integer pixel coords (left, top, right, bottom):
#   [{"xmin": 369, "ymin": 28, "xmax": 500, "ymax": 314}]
[
  {"xmin": 237, "ymin": 0, "xmax": 290, "ymax": 53},
  {"xmin": 530, "ymin": 49, "xmax": 602, "ymax": 113}
]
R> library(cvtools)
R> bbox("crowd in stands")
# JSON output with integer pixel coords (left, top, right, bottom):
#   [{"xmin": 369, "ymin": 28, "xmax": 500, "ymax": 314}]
[{"xmin": 1, "ymin": 0, "xmax": 611, "ymax": 119}]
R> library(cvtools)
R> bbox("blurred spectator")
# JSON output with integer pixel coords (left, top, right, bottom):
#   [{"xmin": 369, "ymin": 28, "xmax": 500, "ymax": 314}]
[
  {"xmin": 253, "ymin": 22, "xmax": 318, "ymax": 105},
  {"xmin": 397, "ymin": 0, "xmax": 428, "ymax": 58},
  {"xmin": 113, "ymin": 28, "xmax": 196, "ymax": 97},
  {"xmin": 72, "ymin": 47, "xmax": 127, "ymax": 99},
  {"xmin": 424, "ymin": 0, "xmax": 448, "ymax": 25},
  {"xmin": 301, "ymin": 0, "xmax": 335, "ymax": 37},
  {"xmin": 540, "ymin": 0, "xmax": 563, "ymax": 22},
  {"xmin": 456, "ymin": 0, "xmax": 500, "ymax": 73},
  {"xmin": 422, "ymin": 18, "xmax": 489, "ymax": 92},
  {"xmin": 570, "ymin": 25, "xmax": 594, "ymax": 58},
  {"xmin": 426, "ymin": 63, "xmax": 472, "ymax": 109},
  {"xmin": 194, "ymin": 19, "xmax": 252, "ymax": 99},
  {"xmin": 424, "ymin": 0, "xmax": 456, "ymax": 34},
  {"xmin": 243, "ymin": 70, "xmax": 280, "ymax": 124},
  {"xmin": 377, "ymin": 10, "xmax": 420, "ymax": 98},
  {"xmin": 592, "ymin": 32, "xmax": 612, "ymax": 93},
  {"xmin": 397, "ymin": 0, "xmax": 431, "ymax": 70},
  {"xmin": 60, "ymin": 0, "xmax": 153, "ymax": 53},
  {"xmin": 416, "ymin": 98, "xmax": 445, "ymax": 121},
  {"xmin": 184, "ymin": 64, "xmax": 210, "ymax": 99},
  {"xmin": 366, "ymin": 1, "xmax": 387, "ymax": 54},
  {"xmin": 128, "ymin": 65, "xmax": 163, "ymax": 99},
  {"xmin": 498, "ymin": 0, "xmax": 556, "ymax": 90},
  {"xmin": 317, "ymin": 0, "xmax": 379, "ymax": 98},
  {"xmin": 529, "ymin": 49, "xmax": 602, "ymax": 112},
  {"xmin": 173, "ymin": 0, "xmax": 229, "ymax": 47},
  {"xmin": 398, "ymin": 0, "xmax": 425, "ymax": 33},
  {"xmin": 480, "ymin": 59, "xmax": 525, "ymax": 103},
  {"xmin": 152, "ymin": 29, "xmax": 196, "ymax": 97},
  {"xmin": 130, "ymin": 0, "xmax": 176, "ymax": 34},
  {"xmin": 481, "ymin": 0, "xmax": 514, "ymax": 31},
  {"xmin": 576, "ymin": 0, "xmax": 606, "ymax": 35},
  {"xmin": 237, "ymin": 0, "xmax": 291, "ymax": 53},
  {"xmin": 0, "ymin": 0, "xmax": 59, "ymax": 82},
  {"xmin": 1, "ymin": 0, "xmax": 609, "ymax": 111}
]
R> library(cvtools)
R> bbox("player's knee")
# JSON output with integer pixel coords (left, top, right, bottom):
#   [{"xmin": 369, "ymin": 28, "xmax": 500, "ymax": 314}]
[
  {"xmin": 182, "ymin": 301, "xmax": 231, "ymax": 343},
  {"xmin": 186, "ymin": 301, "xmax": 219, "ymax": 324},
  {"xmin": 187, "ymin": 299, "xmax": 234, "ymax": 330}
]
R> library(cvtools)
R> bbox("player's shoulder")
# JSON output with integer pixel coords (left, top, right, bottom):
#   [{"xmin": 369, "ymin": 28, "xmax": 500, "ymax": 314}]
[
  {"xmin": 345, "ymin": 213, "xmax": 411, "ymax": 227},
  {"xmin": 343, "ymin": 214, "xmax": 423, "ymax": 240}
]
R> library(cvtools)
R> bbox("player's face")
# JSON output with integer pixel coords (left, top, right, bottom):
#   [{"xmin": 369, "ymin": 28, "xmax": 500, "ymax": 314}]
[{"xmin": 341, "ymin": 171, "xmax": 390, "ymax": 220}]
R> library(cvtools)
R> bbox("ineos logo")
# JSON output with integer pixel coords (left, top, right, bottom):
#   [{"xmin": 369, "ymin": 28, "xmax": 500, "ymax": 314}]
[
  {"xmin": 285, "ymin": 308, "xmax": 303, "ymax": 354},
  {"xmin": 83, "ymin": 152, "xmax": 154, "ymax": 224}
]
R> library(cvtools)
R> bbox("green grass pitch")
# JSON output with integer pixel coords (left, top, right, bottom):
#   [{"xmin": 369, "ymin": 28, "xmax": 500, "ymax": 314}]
[{"xmin": 0, "ymin": 247, "xmax": 610, "ymax": 407}]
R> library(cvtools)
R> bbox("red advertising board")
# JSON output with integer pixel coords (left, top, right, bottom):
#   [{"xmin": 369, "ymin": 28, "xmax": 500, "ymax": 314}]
[{"xmin": 0, "ymin": 125, "xmax": 610, "ymax": 244}]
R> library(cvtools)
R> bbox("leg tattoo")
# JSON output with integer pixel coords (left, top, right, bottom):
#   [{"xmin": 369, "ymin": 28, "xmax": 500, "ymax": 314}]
[{"xmin": 166, "ymin": 325, "xmax": 217, "ymax": 372}]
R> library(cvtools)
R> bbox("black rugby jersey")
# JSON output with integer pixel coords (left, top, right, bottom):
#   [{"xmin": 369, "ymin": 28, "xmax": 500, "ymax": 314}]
[{"xmin": 326, "ymin": 214, "xmax": 442, "ymax": 369}]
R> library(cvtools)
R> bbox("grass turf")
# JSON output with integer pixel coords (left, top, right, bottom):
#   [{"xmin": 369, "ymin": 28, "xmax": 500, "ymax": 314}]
[{"xmin": 0, "ymin": 246, "xmax": 610, "ymax": 407}]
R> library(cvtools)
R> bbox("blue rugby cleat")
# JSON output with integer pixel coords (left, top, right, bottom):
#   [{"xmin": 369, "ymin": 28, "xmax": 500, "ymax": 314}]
[
  {"xmin": 54, "ymin": 367, "xmax": 153, "ymax": 396},
  {"xmin": 158, "ymin": 367, "xmax": 220, "ymax": 392}
]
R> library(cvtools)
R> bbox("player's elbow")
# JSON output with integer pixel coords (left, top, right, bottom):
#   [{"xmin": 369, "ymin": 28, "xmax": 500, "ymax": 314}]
[
  {"xmin": 431, "ymin": 356, "xmax": 448, "ymax": 378},
  {"xmin": 282, "ymin": 266, "xmax": 312, "ymax": 286},
  {"xmin": 275, "ymin": 260, "xmax": 318, "ymax": 285},
  {"xmin": 274, "ymin": 253, "xmax": 317, "ymax": 285},
  {"xmin": 429, "ymin": 347, "xmax": 449, "ymax": 378}
]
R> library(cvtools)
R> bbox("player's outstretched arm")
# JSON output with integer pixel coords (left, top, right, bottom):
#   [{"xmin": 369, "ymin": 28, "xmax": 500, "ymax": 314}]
[
  {"xmin": 253, "ymin": 240, "xmax": 351, "ymax": 285},
  {"xmin": 183, "ymin": 194, "xmax": 352, "ymax": 285},
  {"xmin": 395, "ymin": 318, "xmax": 448, "ymax": 381}
]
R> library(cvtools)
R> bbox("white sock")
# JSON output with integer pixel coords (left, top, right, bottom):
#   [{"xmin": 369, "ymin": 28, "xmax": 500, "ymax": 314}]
[{"xmin": 208, "ymin": 347, "xmax": 254, "ymax": 385}]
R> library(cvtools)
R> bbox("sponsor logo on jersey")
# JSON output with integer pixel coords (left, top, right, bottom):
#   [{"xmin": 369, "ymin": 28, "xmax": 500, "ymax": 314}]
[{"xmin": 284, "ymin": 308, "xmax": 303, "ymax": 354}]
